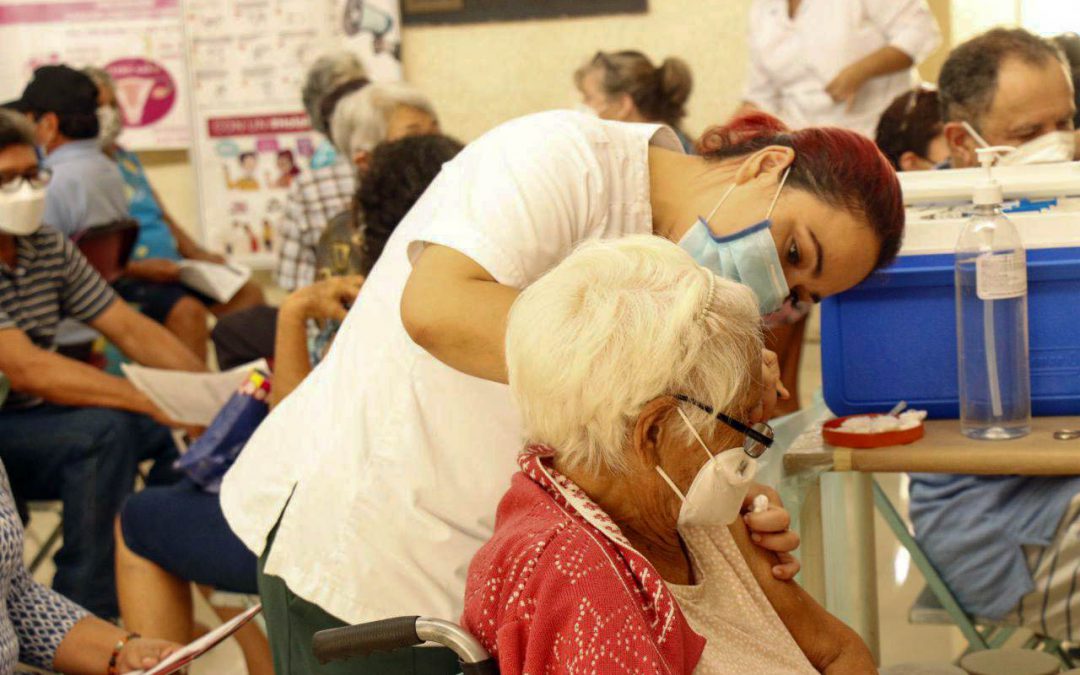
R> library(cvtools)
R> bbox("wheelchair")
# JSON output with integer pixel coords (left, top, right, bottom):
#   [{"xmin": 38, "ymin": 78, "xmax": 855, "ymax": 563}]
[{"xmin": 313, "ymin": 615, "xmax": 498, "ymax": 674}]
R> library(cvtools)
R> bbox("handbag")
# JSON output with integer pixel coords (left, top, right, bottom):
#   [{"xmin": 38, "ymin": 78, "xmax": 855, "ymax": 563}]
[{"xmin": 176, "ymin": 369, "xmax": 271, "ymax": 492}]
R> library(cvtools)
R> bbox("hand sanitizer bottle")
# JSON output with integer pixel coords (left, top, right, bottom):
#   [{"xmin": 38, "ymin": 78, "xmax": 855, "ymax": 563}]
[{"xmin": 955, "ymin": 147, "xmax": 1031, "ymax": 440}]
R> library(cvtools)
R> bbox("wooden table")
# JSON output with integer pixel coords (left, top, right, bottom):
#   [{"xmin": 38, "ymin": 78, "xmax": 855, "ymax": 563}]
[
  {"xmin": 782, "ymin": 415, "xmax": 1080, "ymax": 664},
  {"xmin": 786, "ymin": 416, "xmax": 1080, "ymax": 475}
]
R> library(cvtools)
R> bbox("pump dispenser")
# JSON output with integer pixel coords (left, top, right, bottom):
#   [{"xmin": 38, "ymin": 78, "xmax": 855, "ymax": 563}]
[{"xmin": 954, "ymin": 146, "xmax": 1031, "ymax": 440}]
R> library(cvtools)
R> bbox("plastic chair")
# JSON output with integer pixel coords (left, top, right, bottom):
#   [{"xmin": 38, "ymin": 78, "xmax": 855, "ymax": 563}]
[
  {"xmin": 873, "ymin": 480, "xmax": 1073, "ymax": 667},
  {"xmin": 312, "ymin": 616, "xmax": 497, "ymax": 674},
  {"xmin": 72, "ymin": 218, "xmax": 139, "ymax": 284}
]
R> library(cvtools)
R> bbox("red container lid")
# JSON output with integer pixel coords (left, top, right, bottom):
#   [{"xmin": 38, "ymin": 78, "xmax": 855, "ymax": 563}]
[{"xmin": 822, "ymin": 414, "xmax": 925, "ymax": 449}]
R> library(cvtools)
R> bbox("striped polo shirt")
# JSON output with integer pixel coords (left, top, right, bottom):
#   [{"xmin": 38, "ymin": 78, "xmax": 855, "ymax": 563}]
[{"xmin": 0, "ymin": 227, "xmax": 116, "ymax": 409}]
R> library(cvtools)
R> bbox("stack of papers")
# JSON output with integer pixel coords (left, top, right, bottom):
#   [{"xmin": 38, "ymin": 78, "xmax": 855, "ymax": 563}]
[
  {"xmin": 178, "ymin": 260, "xmax": 251, "ymax": 303},
  {"xmin": 121, "ymin": 359, "xmax": 268, "ymax": 427}
]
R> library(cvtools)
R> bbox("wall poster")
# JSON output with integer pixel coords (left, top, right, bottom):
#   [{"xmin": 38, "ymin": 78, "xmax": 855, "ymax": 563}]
[
  {"xmin": 183, "ymin": 0, "xmax": 403, "ymax": 268},
  {"xmin": 0, "ymin": 0, "xmax": 190, "ymax": 149}
]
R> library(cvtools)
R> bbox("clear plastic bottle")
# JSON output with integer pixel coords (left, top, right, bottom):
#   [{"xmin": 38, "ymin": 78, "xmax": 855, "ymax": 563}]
[{"xmin": 954, "ymin": 147, "xmax": 1031, "ymax": 440}]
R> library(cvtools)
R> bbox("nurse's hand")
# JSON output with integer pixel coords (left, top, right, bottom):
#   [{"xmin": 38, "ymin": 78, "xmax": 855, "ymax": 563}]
[
  {"xmin": 752, "ymin": 348, "xmax": 789, "ymax": 422},
  {"xmin": 825, "ymin": 63, "xmax": 867, "ymax": 110},
  {"xmin": 742, "ymin": 483, "xmax": 801, "ymax": 581}
]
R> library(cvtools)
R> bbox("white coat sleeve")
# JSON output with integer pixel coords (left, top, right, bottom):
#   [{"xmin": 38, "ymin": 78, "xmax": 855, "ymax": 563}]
[{"xmin": 864, "ymin": 0, "xmax": 942, "ymax": 64}]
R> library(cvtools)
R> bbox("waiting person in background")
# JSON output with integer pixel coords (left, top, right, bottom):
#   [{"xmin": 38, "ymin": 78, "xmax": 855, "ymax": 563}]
[
  {"xmin": 85, "ymin": 67, "xmax": 264, "ymax": 362},
  {"xmin": 911, "ymin": 29, "xmax": 1080, "ymax": 644},
  {"xmin": 875, "ymin": 85, "xmax": 948, "ymax": 171},
  {"xmin": 575, "ymin": 50, "xmax": 696, "ymax": 152},
  {"xmin": 4, "ymin": 65, "xmax": 127, "ymax": 237},
  {"xmin": 220, "ymin": 108, "xmax": 904, "ymax": 674},
  {"xmin": 938, "ymin": 28, "xmax": 1077, "ymax": 169},
  {"xmin": 0, "ymin": 459, "xmax": 180, "ymax": 673},
  {"xmin": 0, "ymin": 109, "xmax": 205, "ymax": 618},
  {"xmin": 209, "ymin": 52, "xmax": 367, "ymax": 369},
  {"xmin": 113, "ymin": 134, "xmax": 462, "ymax": 675},
  {"xmin": 1051, "ymin": 33, "xmax": 1080, "ymax": 128},
  {"xmin": 741, "ymin": 0, "xmax": 941, "ymax": 138},
  {"xmin": 212, "ymin": 80, "xmax": 439, "ymax": 369},
  {"xmin": 464, "ymin": 236, "xmax": 874, "ymax": 674}
]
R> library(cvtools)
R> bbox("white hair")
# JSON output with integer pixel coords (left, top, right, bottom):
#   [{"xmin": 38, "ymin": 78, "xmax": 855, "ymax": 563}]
[
  {"xmin": 506, "ymin": 235, "xmax": 763, "ymax": 475},
  {"xmin": 302, "ymin": 51, "xmax": 366, "ymax": 135},
  {"xmin": 330, "ymin": 82, "xmax": 436, "ymax": 158}
]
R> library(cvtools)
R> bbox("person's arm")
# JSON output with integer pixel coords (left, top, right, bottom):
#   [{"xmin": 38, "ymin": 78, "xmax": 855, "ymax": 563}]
[
  {"xmin": 825, "ymin": 46, "xmax": 914, "ymax": 107},
  {"xmin": 401, "ymin": 244, "xmax": 519, "ymax": 384},
  {"xmin": 4, "ymin": 533, "xmax": 177, "ymax": 673},
  {"xmin": 53, "ymin": 617, "xmax": 178, "ymax": 674},
  {"xmin": 271, "ymin": 275, "xmax": 363, "ymax": 407},
  {"xmin": 147, "ymin": 183, "xmax": 224, "ymax": 263},
  {"xmin": 729, "ymin": 518, "xmax": 877, "ymax": 674},
  {"xmin": 0, "ymin": 326, "xmax": 171, "ymax": 423},
  {"xmin": 827, "ymin": 0, "xmax": 942, "ymax": 106},
  {"xmin": 123, "ymin": 257, "xmax": 182, "ymax": 283},
  {"xmin": 89, "ymin": 300, "xmax": 206, "ymax": 372}
]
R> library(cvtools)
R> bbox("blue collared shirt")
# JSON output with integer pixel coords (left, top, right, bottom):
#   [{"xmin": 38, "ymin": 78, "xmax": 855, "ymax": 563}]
[{"xmin": 42, "ymin": 139, "xmax": 129, "ymax": 237}]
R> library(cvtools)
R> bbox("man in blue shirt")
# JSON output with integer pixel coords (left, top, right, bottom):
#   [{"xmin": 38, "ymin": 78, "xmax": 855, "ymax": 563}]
[{"xmin": 7, "ymin": 65, "xmax": 128, "ymax": 237}]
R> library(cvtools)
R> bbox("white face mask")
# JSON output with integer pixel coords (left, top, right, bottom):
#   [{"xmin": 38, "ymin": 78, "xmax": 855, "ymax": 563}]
[
  {"xmin": 655, "ymin": 408, "xmax": 758, "ymax": 530},
  {"xmin": 963, "ymin": 122, "xmax": 1076, "ymax": 166},
  {"xmin": 0, "ymin": 182, "xmax": 46, "ymax": 236},
  {"xmin": 97, "ymin": 105, "xmax": 122, "ymax": 149}
]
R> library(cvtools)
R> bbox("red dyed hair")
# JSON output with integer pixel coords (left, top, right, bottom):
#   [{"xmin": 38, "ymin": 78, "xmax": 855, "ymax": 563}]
[{"xmin": 697, "ymin": 112, "xmax": 905, "ymax": 271}]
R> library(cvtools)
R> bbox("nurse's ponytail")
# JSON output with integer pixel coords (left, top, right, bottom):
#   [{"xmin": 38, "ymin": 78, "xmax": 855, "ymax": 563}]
[{"xmin": 698, "ymin": 112, "xmax": 905, "ymax": 272}]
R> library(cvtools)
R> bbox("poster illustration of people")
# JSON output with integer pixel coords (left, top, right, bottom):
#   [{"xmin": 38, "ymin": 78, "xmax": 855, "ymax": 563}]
[
  {"xmin": 0, "ymin": 0, "xmax": 190, "ymax": 149},
  {"xmin": 184, "ymin": 0, "xmax": 403, "ymax": 267}
]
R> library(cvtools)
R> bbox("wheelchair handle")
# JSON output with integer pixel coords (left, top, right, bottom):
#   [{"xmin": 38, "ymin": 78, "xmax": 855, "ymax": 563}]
[{"xmin": 312, "ymin": 616, "xmax": 496, "ymax": 671}]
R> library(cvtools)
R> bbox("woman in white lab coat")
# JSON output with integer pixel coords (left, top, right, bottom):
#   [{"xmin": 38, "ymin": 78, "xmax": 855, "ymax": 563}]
[{"xmin": 742, "ymin": 0, "xmax": 942, "ymax": 138}]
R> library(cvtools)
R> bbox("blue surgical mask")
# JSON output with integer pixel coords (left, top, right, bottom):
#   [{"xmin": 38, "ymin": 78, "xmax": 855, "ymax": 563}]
[
  {"xmin": 310, "ymin": 139, "xmax": 338, "ymax": 170},
  {"xmin": 677, "ymin": 169, "xmax": 791, "ymax": 315}
]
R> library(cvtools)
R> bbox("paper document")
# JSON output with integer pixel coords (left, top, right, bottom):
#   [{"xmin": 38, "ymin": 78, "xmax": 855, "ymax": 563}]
[
  {"xmin": 133, "ymin": 603, "xmax": 262, "ymax": 675},
  {"xmin": 177, "ymin": 260, "xmax": 251, "ymax": 303},
  {"xmin": 122, "ymin": 359, "xmax": 268, "ymax": 426}
]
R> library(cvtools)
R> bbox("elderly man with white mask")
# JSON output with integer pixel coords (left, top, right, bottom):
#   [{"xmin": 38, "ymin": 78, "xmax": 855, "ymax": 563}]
[{"xmin": 938, "ymin": 28, "xmax": 1078, "ymax": 169}]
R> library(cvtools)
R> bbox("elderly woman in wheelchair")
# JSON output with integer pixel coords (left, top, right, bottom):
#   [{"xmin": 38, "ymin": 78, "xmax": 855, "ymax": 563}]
[{"xmin": 316, "ymin": 237, "xmax": 876, "ymax": 674}]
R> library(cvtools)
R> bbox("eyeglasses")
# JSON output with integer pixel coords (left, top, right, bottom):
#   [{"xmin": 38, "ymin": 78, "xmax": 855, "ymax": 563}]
[
  {"xmin": 675, "ymin": 394, "xmax": 774, "ymax": 458},
  {"xmin": 0, "ymin": 168, "xmax": 51, "ymax": 193}
]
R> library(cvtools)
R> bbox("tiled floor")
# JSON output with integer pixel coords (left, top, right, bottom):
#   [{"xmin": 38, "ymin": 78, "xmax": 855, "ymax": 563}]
[{"xmin": 21, "ymin": 321, "xmax": 972, "ymax": 673}]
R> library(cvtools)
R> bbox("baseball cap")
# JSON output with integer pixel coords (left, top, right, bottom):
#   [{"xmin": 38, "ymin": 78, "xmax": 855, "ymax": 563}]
[{"xmin": 3, "ymin": 65, "xmax": 99, "ymax": 117}]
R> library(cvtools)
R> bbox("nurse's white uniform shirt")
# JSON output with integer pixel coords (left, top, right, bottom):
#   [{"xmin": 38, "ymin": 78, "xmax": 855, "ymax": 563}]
[
  {"xmin": 744, "ymin": 0, "xmax": 941, "ymax": 138},
  {"xmin": 220, "ymin": 110, "xmax": 683, "ymax": 625}
]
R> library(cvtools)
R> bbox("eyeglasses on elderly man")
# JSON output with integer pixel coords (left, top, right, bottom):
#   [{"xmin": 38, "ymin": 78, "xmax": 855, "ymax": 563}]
[{"xmin": 461, "ymin": 235, "xmax": 875, "ymax": 675}]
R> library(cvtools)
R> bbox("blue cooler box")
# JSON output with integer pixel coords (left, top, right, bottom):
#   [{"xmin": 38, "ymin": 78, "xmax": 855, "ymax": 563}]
[{"xmin": 821, "ymin": 246, "xmax": 1080, "ymax": 419}]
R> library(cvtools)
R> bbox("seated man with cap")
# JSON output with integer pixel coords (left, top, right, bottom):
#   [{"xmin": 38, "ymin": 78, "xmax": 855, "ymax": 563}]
[
  {"xmin": 7, "ymin": 64, "xmax": 217, "ymax": 360},
  {"xmin": 0, "ymin": 108, "xmax": 205, "ymax": 618}
]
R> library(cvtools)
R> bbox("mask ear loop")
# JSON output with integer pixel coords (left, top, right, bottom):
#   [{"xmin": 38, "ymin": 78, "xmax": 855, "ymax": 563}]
[
  {"xmin": 677, "ymin": 407, "xmax": 715, "ymax": 460},
  {"xmin": 961, "ymin": 121, "xmax": 992, "ymax": 149},
  {"xmin": 764, "ymin": 167, "xmax": 792, "ymax": 220},
  {"xmin": 654, "ymin": 465, "xmax": 688, "ymax": 503},
  {"xmin": 701, "ymin": 182, "xmax": 738, "ymax": 228}
]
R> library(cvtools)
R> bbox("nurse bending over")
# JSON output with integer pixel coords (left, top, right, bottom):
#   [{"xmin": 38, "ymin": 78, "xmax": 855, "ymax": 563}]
[{"xmin": 220, "ymin": 109, "xmax": 904, "ymax": 674}]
